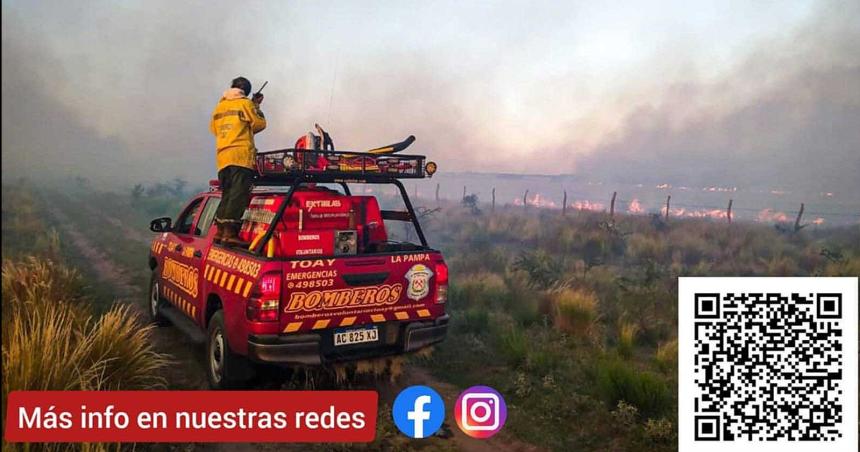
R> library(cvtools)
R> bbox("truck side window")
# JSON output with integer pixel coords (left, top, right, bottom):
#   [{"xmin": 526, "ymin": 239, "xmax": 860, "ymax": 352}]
[
  {"xmin": 174, "ymin": 198, "xmax": 203, "ymax": 235},
  {"xmin": 195, "ymin": 197, "xmax": 220, "ymax": 237}
]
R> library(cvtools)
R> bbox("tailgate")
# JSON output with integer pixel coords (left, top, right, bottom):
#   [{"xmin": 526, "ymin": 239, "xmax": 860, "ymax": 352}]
[{"xmin": 279, "ymin": 252, "xmax": 445, "ymax": 334}]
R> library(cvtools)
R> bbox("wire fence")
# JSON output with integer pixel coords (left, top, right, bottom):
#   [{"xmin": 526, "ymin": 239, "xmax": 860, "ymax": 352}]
[{"xmin": 402, "ymin": 182, "xmax": 860, "ymax": 226}]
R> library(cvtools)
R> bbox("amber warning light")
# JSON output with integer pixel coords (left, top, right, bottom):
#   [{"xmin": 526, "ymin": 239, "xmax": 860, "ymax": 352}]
[{"xmin": 425, "ymin": 161, "xmax": 437, "ymax": 177}]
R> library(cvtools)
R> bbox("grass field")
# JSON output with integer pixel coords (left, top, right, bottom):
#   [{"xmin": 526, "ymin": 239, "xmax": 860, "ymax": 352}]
[
  {"xmin": 4, "ymin": 182, "xmax": 858, "ymax": 451},
  {"xmin": 1, "ymin": 185, "xmax": 168, "ymax": 452},
  {"xmin": 417, "ymin": 200, "xmax": 859, "ymax": 450}
]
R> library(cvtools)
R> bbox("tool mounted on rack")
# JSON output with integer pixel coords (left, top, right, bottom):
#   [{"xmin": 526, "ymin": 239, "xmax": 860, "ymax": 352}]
[{"xmin": 256, "ymin": 133, "xmax": 435, "ymax": 183}]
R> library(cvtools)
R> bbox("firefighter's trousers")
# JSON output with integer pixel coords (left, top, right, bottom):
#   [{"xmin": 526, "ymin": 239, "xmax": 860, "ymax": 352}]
[{"xmin": 215, "ymin": 165, "xmax": 254, "ymax": 224}]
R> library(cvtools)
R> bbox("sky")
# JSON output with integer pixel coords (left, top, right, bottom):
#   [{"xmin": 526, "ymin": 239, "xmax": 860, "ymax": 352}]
[{"xmin": 2, "ymin": 0, "xmax": 858, "ymax": 196}]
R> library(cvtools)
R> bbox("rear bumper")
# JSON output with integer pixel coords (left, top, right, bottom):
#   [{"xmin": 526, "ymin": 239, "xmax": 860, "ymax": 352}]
[
  {"xmin": 247, "ymin": 333, "xmax": 323, "ymax": 365},
  {"xmin": 247, "ymin": 314, "xmax": 450, "ymax": 365}
]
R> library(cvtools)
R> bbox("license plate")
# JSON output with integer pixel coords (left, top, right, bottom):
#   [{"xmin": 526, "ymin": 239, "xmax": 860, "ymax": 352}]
[{"xmin": 334, "ymin": 326, "xmax": 379, "ymax": 346}]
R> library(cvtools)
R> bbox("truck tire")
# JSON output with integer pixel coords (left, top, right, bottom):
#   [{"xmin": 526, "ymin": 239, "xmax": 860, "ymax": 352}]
[
  {"xmin": 207, "ymin": 310, "xmax": 254, "ymax": 389},
  {"xmin": 148, "ymin": 273, "xmax": 169, "ymax": 326}
]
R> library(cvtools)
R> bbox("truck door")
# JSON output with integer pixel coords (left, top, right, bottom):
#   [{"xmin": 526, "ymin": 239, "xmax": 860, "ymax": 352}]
[{"xmin": 162, "ymin": 196, "xmax": 216, "ymax": 323}]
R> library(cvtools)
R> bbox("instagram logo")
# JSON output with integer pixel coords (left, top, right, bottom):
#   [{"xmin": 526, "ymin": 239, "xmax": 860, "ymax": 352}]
[{"xmin": 454, "ymin": 385, "xmax": 507, "ymax": 438}]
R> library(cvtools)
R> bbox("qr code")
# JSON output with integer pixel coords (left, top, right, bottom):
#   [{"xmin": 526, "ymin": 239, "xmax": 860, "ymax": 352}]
[{"xmin": 679, "ymin": 278, "xmax": 858, "ymax": 452}]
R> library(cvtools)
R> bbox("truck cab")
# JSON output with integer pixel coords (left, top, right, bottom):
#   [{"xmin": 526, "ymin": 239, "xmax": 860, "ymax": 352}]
[{"xmin": 148, "ymin": 148, "xmax": 448, "ymax": 388}]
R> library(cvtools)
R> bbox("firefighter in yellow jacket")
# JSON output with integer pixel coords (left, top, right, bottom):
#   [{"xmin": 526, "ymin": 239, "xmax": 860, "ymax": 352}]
[{"xmin": 210, "ymin": 76, "xmax": 267, "ymax": 245}]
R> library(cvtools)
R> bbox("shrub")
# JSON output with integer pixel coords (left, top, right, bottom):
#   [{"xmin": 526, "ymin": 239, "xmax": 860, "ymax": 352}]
[
  {"xmin": 643, "ymin": 417, "xmax": 675, "ymax": 444},
  {"xmin": 765, "ymin": 255, "xmax": 799, "ymax": 276},
  {"xmin": 513, "ymin": 250, "xmax": 565, "ymax": 289},
  {"xmin": 824, "ymin": 256, "xmax": 860, "ymax": 276},
  {"xmin": 514, "ymin": 371, "xmax": 532, "ymax": 398},
  {"xmin": 449, "ymin": 277, "xmax": 487, "ymax": 308},
  {"xmin": 668, "ymin": 231, "xmax": 711, "ymax": 267},
  {"xmin": 526, "ymin": 344, "xmax": 563, "ymax": 376},
  {"xmin": 496, "ymin": 325, "xmax": 528, "ymax": 367},
  {"xmin": 449, "ymin": 272, "xmax": 507, "ymax": 307},
  {"xmin": 457, "ymin": 307, "xmax": 490, "ymax": 334},
  {"xmin": 502, "ymin": 271, "xmax": 544, "ymax": 326},
  {"xmin": 552, "ymin": 288, "xmax": 599, "ymax": 339},
  {"xmin": 655, "ymin": 338, "xmax": 678, "ymax": 374},
  {"xmin": 617, "ymin": 321, "xmax": 639, "ymax": 359},
  {"xmin": 610, "ymin": 400, "xmax": 639, "ymax": 429},
  {"xmin": 595, "ymin": 358, "xmax": 672, "ymax": 418},
  {"xmin": 580, "ymin": 234, "xmax": 607, "ymax": 268},
  {"xmin": 628, "ymin": 233, "xmax": 665, "ymax": 262},
  {"xmin": 1, "ymin": 188, "xmax": 58, "ymax": 258},
  {"xmin": 450, "ymin": 247, "xmax": 509, "ymax": 276}
]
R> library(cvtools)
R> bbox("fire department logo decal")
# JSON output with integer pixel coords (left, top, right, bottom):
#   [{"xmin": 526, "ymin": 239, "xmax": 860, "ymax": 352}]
[{"xmin": 405, "ymin": 264, "xmax": 434, "ymax": 301}]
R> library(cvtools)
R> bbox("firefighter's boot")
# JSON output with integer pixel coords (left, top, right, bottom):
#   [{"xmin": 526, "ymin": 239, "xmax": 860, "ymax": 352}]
[
  {"xmin": 213, "ymin": 221, "xmax": 226, "ymax": 244},
  {"xmin": 221, "ymin": 223, "xmax": 247, "ymax": 248}
]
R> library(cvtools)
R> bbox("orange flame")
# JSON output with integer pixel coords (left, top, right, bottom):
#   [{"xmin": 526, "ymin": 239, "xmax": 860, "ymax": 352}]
[
  {"xmin": 571, "ymin": 200, "xmax": 604, "ymax": 211},
  {"xmin": 756, "ymin": 208, "xmax": 789, "ymax": 222},
  {"xmin": 672, "ymin": 208, "xmax": 727, "ymax": 219},
  {"xmin": 513, "ymin": 193, "xmax": 557, "ymax": 208}
]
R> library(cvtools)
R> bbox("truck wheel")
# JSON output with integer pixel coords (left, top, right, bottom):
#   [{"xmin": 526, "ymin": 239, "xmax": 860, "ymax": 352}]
[
  {"xmin": 148, "ymin": 273, "xmax": 169, "ymax": 326},
  {"xmin": 207, "ymin": 310, "xmax": 253, "ymax": 389}
]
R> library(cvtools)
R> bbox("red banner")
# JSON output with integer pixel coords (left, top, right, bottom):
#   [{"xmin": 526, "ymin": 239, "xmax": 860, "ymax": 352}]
[{"xmin": 4, "ymin": 391, "xmax": 377, "ymax": 443}]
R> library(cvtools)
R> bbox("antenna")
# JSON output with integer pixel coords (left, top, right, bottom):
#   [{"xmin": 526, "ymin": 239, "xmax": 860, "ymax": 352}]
[
  {"xmin": 327, "ymin": 50, "xmax": 340, "ymax": 125},
  {"xmin": 254, "ymin": 81, "xmax": 268, "ymax": 97}
]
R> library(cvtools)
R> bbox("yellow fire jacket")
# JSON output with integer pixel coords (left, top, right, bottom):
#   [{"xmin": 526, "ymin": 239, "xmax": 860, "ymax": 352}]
[{"xmin": 210, "ymin": 88, "xmax": 267, "ymax": 171}]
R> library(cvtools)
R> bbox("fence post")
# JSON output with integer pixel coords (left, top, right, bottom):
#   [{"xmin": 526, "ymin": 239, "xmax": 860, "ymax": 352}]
[
  {"xmin": 610, "ymin": 191, "xmax": 617, "ymax": 218},
  {"xmin": 665, "ymin": 195, "xmax": 671, "ymax": 221},
  {"xmin": 562, "ymin": 190, "xmax": 567, "ymax": 216},
  {"xmin": 463, "ymin": 186, "xmax": 466, "ymax": 201},
  {"xmin": 794, "ymin": 203, "xmax": 805, "ymax": 232},
  {"xmin": 435, "ymin": 183, "xmax": 439, "ymax": 204},
  {"xmin": 523, "ymin": 190, "xmax": 529, "ymax": 211},
  {"xmin": 492, "ymin": 188, "xmax": 496, "ymax": 212},
  {"xmin": 727, "ymin": 199, "xmax": 733, "ymax": 224}
]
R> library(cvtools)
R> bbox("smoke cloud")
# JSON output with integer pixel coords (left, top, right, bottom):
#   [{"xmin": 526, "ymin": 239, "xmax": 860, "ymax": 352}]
[{"xmin": 573, "ymin": 0, "xmax": 860, "ymax": 194}]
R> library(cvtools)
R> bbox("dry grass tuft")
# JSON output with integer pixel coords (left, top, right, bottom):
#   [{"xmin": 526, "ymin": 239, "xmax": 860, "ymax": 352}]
[
  {"xmin": 2, "ymin": 257, "xmax": 167, "ymax": 444},
  {"xmin": 2, "ymin": 257, "xmax": 89, "ymax": 322},
  {"xmin": 551, "ymin": 287, "xmax": 599, "ymax": 339},
  {"xmin": 617, "ymin": 320, "xmax": 640, "ymax": 358},
  {"xmin": 655, "ymin": 338, "xmax": 678, "ymax": 373},
  {"xmin": 412, "ymin": 346, "xmax": 435, "ymax": 359},
  {"xmin": 347, "ymin": 356, "xmax": 406, "ymax": 383}
]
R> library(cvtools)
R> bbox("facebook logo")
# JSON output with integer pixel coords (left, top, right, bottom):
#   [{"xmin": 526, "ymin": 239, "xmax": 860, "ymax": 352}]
[{"xmin": 392, "ymin": 385, "xmax": 445, "ymax": 438}]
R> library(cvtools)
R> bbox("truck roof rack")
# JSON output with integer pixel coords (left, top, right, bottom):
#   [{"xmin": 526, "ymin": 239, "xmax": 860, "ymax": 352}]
[{"xmin": 251, "ymin": 149, "xmax": 437, "ymax": 185}]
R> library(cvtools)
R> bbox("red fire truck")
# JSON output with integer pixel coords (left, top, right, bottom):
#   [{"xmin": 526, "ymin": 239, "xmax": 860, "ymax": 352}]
[{"xmin": 147, "ymin": 145, "xmax": 448, "ymax": 388}]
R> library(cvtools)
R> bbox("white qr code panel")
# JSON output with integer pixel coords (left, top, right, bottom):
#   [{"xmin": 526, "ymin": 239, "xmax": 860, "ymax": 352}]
[{"xmin": 679, "ymin": 277, "xmax": 858, "ymax": 452}]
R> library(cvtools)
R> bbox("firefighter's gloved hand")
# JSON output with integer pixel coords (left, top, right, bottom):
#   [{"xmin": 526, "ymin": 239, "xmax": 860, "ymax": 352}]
[{"xmin": 252, "ymin": 93, "xmax": 264, "ymax": 105}]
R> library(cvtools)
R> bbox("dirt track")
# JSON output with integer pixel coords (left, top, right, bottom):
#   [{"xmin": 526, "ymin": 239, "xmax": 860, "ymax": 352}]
[
  {"xmin": 46, "ymin": 197, "xmax": 540, "ymax": 452},
  {"xmin": 47, "ymin": 204, "xmax": 209, "ymax": 390}
]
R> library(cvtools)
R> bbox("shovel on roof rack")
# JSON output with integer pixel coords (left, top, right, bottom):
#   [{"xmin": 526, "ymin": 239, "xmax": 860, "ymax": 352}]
[{"xmin": 362, "ymin": 135, "xmax": 416, "ymax": 154}]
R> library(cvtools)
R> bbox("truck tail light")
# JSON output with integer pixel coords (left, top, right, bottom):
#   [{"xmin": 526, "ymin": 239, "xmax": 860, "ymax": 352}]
[
  {"xmin": 434, "ymin": 261, "xmax": 448, "ymax": 304},
  {"xmin": 247, "ymin": 272, "xmax": 280, "ymax": 322}
]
